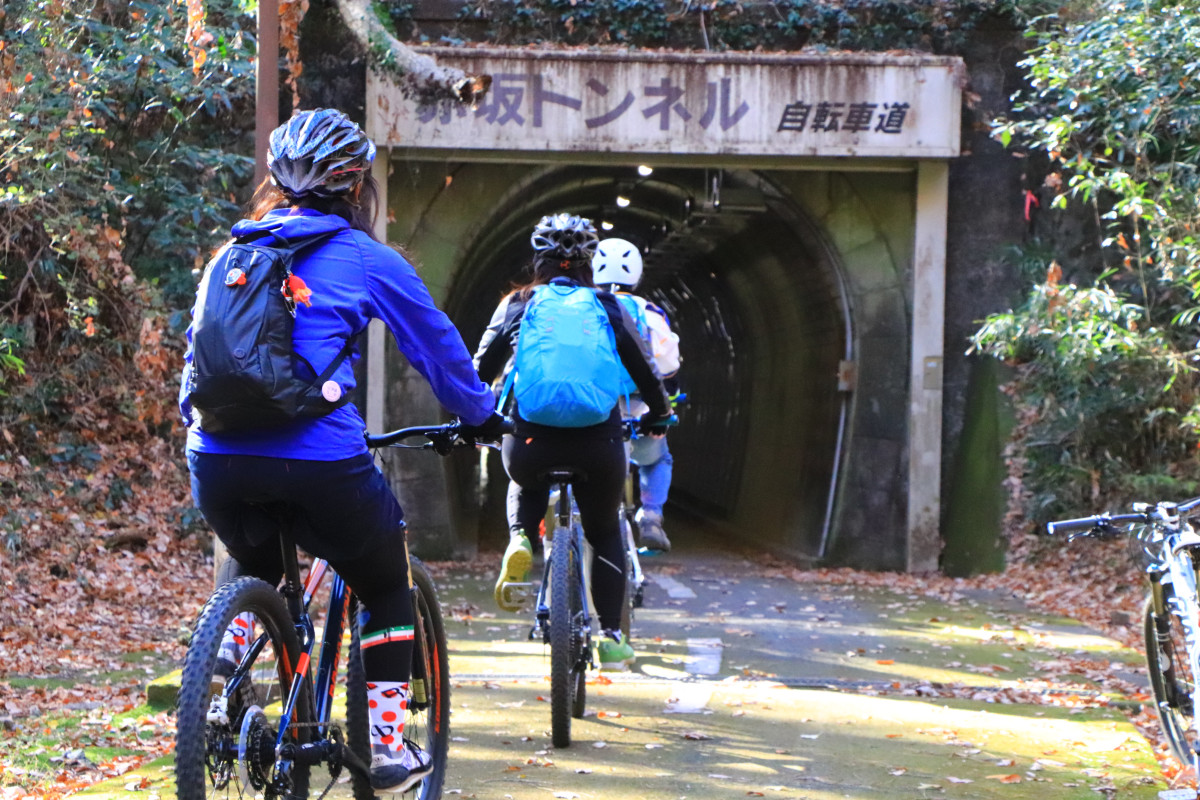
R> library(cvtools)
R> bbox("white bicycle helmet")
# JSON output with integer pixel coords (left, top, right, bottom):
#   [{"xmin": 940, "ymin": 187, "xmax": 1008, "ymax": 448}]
[
  {"xmin": 267, "ymin": 108, "xmax": 376, "ymax": 199},
  {"xmin": 591, "ymin": 238, "xmax": 643, "ymax": 287},
  {"xmin": 530, "ymin": 213, "xmax": 599, "ymax": 260}
]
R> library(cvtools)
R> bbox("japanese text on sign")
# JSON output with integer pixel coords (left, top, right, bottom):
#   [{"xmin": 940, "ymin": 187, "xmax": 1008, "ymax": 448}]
[
  {"xmin": 418, "ymin": 74, "xmax": 753, "ymax": 132},
  {"xmin": 777, "ymin": 101, "xmax": 910, "ymax": 134},
  {"xmin": 418, "ymin": 74, "xmax": 912, "ymax": 139}
]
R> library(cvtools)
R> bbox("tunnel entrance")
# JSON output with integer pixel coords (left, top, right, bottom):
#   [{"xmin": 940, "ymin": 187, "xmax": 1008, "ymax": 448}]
[
  {"xmin": 445, "ymin": 165, "xmax": 847, "ymax": 560},
  {"xmin": 365, "ymin": 47, "xmax": 961, "ymax": 570}
]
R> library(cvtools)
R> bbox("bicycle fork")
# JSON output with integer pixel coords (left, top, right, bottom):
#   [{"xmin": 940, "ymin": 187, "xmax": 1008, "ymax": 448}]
[{"xmin": 1154, "ymin": 550, "xmax": 1200, "ymax": 770}]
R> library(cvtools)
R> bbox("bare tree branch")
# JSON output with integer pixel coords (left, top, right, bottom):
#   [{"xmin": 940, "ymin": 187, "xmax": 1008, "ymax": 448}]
[{"xmin": 332, "ymin": 0, "xmax": 490, "ymax": 106}]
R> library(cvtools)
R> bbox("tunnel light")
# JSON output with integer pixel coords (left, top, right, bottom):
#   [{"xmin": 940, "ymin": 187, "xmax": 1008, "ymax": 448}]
[
  {"xmin": 601, "ymin": 221, "xmax": 614, "ymax": 230},
  {"xmin": 637, "ymin": 165, "xmax": 654, "ymax": 177},
  {"xmin": 616, "ymin": 195, "xmax": 631, "ymax": 208}
]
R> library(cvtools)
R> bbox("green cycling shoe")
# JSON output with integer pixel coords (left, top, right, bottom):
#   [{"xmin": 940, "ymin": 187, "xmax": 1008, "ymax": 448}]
[
  {"xmin": 494, "ymin": 530, "xmax": 532, "ymax": 612},
  {"xmin": 596, "ymin": 630, "xmax": 636, "ymax": 671}
]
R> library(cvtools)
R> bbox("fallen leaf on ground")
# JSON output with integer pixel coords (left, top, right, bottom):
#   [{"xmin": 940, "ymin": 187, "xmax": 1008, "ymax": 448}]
[{"xmin": 986, "ymin": 774, "xmax": 1022, "ymax": 783}]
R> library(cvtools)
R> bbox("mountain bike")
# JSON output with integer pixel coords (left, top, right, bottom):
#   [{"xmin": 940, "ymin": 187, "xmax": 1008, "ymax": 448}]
[
  {"xmin": 620, "ymin": 419, "xmax": 649, "ymax": 631},
  {"xmin": 175, "ymin": 422, "xmax": 481, "ymax": 800},
  {"xmin": 618, "ymin": 476, "xmax": 644, "ymax": 637},
  {"xmin": 529, "ymin": 470, "xmax": 594, "ymax": 749},
  {"xmin": 1048, "ymin": 496, "xmax": 1200, "ymax": 774}
]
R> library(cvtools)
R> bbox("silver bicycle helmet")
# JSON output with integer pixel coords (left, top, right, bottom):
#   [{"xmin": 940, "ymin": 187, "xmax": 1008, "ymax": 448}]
[
  {"xmin": 267, "ymin": 108, "xmax": 376, "ymax": 199},
  {"xmin": 530, "ymin": 213, "xmax": 599, "ymax": 260},
  {"xmin": 592, "ymin": 238, "xmax": 643, "ymax": 287}
]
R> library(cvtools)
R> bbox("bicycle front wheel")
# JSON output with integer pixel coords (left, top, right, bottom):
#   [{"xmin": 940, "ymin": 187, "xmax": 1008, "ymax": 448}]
[
  {"xmin": 346, "ymin": 557, "xmax": 450, "ymax": 800},
  {"xmin": 618, "ymin": 505, "xmax": 637, "ymax": 640},
  {"xmin": 549, "ymin": 527, "xmax": 580, "ymax": 747},
  {"xmin": 176, "ymin": 576, "xmax": 312, "ymax": 800},
  {"xmin": 1144, "ymin": 591, "xmax": 1197, "ymax": 765}
]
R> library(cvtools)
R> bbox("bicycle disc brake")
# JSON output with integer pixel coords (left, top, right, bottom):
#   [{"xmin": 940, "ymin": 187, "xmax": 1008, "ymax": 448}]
[{"xmin": 236, "ymin": 705, "xmax": 276, "ymax": 791}]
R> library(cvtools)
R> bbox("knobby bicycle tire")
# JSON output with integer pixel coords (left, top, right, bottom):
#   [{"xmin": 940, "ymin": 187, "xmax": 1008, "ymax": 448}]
[
  {"xmin": 571, "ymin": 522, "xmax": 590, "ymax": 724},
  {"xmin": 618, "ymin": 506, "xmax": 636, "ymax": 640},
  {"xmin": 549, "ymin": 524, "xmax": 578, "ymax": 748},
  {"xmin": 176, "ymin": 576, "xmax": 312, "ymax": 800},
  {"xmin": 1144, "ymin": 592, "xmax": 1197, "ymax": 766},
  {"xmin": 346, "ymin": 557, "xmax": 451, "ymax": 800}
]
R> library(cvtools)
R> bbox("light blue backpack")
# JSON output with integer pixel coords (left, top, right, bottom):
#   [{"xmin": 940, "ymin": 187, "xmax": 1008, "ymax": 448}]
[{"xmin": 512, "ymin": 282, "xmax": 623, "ymax": 427}]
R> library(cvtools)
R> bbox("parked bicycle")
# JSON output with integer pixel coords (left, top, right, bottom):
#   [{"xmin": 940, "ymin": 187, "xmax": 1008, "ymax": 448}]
[
  {"xmin": 175, "ymin": 422, "xmax": 484, "ymax": 800},
  {"xmin": 1048, "ymin": 496, "xmax": 1200, "ymax": 774}
]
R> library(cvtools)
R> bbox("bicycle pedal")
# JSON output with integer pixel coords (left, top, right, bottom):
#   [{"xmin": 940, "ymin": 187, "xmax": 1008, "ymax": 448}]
[
  {"xmin": 500, "ymin": 581, "xmax": 533, "ymax": 608},
  {"xmin": 206, "ymin": 694, "xmax": 230, "ymax": 725}
]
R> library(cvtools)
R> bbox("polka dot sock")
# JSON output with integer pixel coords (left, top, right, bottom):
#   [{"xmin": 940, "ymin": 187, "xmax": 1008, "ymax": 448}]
[
  {"xmin": 218, "ymin": 613, "xmax": 255, "ymax": 665},
  {"xmin": 366, "ymin": 680, "xmax": 409, "ymax": 755}
]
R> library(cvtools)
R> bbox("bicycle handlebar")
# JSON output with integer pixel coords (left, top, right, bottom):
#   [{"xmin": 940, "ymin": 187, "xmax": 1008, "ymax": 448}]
[
  {"xmin": 622, "ymin": 414, "xmax": 679, "ymax": 440},
  {"xmin": 1045, "ymin": 513, "xmax": 1147, "ymax": 537},
  {"xmin": 365, "ymin": 418, "xmax": 514, "ymax": 454},
  {"xmin": 1046, "ymin": 496, "xmax": 1200, "ymax": 537}
]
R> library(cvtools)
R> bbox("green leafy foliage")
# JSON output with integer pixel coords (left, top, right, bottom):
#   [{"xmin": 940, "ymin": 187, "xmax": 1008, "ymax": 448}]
[
  {"xmin": 971, "ymin": 265, "xmax": 1200, "ymax": 519},
  {"xmin": 447, "ymin": 0, "xmax": 1056, "ymax": 51},
  {"xmin": 979, "ymin": 0, "xmax": 1200, "ymax": 523},
  {"xmin": 0, "ymin": 0, "xmax": 256, "ymax": 449}
]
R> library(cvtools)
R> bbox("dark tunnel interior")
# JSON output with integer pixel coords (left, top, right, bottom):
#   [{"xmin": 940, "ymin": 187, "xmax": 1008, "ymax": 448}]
[{"xmin": 444, "ymin": 164, "xmax": 849, "ymax": 561}]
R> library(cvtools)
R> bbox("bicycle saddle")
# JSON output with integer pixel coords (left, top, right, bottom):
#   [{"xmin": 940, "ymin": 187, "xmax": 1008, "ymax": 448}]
[{"xmin": 541, "ymin": 468, "xmax": 587, "ymax": 483}]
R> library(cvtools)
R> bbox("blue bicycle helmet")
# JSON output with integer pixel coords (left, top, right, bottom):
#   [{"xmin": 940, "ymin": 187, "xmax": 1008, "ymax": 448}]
[
  {"xmin": 267, "ymin": 108, "xmax": 376, "ymax": 199},
  {"xmin": 530, "ymin": 213, "xmax": 599, "ymax": 260}
]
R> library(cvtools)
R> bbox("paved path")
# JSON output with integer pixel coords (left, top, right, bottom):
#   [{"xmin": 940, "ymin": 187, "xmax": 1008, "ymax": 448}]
[
  {"xmin": 424, "ymin": 534, "xmax": 1163, "ymax": 800},
  {"xmin": 80, "ymin": 532, "xmax": 1167, "ymax": 799}
]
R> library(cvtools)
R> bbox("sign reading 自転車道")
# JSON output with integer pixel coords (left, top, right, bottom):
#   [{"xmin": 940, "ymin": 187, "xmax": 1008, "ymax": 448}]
[{"xmin": 368, "ymin": 47, "xmax": 963, "ymax": 160}]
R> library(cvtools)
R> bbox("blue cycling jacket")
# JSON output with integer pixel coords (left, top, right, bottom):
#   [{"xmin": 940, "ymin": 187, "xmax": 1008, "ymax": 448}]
[{"xmin": 180, "ymin": 208, "xmax": 495, "ymax": 460}]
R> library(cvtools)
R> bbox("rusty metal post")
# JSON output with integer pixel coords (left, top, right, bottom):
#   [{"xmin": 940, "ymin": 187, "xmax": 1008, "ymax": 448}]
[{"xmin": 255, "ymin": 0, "xmax": 280, "ymax": 187}]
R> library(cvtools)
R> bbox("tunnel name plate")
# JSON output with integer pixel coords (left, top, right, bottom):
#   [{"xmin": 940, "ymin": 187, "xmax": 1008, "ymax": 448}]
[{"xmin": 369, "ymin": 49, "xmax": 962, "ymax": 159}]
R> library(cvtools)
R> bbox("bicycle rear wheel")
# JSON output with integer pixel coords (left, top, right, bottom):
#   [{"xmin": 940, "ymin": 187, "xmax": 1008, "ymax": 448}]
[
  {"xmin": 1144, "ymin": 591, "xmax": 1197, "ymax": 765},
  {"xmin": 176, "ymin": 576, "xmax": 312, "ymax": 800},
  {"xmin": 549, "ymin": 527, "xmax": 583, "ymax": 747},
  {"xmin": 347, "ymin": 557, "xmax": 450, "ymax": 800},
  {"xmin": 618, "ymin": 505, "xmax": 637, "ymax": 640}
]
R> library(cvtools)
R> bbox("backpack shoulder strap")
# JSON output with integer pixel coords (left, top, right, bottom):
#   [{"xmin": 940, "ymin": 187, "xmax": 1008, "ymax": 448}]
[
  {"xmin": 643, "ymin": 299, "xmax": 670, "ymax": 327},
  {"xmin": 233, "ymin": 229, "xmax": 339, "ymax": 258},
  {"xmin": 294, "ymin": 332, "xmax": 361, "ymax": 412}
]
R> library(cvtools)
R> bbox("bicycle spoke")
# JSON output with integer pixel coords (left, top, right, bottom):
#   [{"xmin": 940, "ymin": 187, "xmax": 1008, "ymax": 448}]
[{"xmin": 176, "ymin": 577, "xmax": 312, "ymax": 800}]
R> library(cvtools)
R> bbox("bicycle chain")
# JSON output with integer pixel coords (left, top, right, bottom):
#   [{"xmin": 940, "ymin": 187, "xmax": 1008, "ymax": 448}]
[{"xmin": 268, "ymin": 721, "xmax": 372, "ymax": 800}]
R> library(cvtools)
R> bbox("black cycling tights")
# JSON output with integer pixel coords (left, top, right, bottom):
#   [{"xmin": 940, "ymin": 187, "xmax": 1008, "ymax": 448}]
[
  {"xmin": 189, "ymin": 451, "xmax": 414, "ymax": 683},
  {"xmin": 502, "ymin": 434, "xmax": 628, "ymax": 632}
]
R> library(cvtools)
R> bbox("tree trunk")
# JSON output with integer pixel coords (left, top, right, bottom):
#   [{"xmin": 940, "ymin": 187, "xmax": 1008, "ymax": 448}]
[{"xmin": 331, "ymin": 0, "xmax": 490, "ymax": 106}]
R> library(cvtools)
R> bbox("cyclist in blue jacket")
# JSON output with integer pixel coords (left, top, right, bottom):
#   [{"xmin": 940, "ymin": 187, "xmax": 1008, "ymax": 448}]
[
  {"xmin": 179, "ymin": 108, "xmax": 503, "ymax": 793},
  {"xmin": 474, "ymin": 213, "xmax": 672, "ymax": 670}
]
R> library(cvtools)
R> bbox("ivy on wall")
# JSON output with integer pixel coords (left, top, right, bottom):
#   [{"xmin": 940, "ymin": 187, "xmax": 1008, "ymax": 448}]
[{"xmin": 384, "ymin": 0, "xmax": 1056, "ymax": 54}]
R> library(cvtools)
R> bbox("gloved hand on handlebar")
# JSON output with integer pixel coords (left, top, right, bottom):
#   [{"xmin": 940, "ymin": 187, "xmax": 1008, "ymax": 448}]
[
  {"xmin": 637, "ymin": 411, "xmax": 675, "ymax": 436},
  {"xmin": 457, "ymin": 412, "xmax": 509, "ymax": 442}
]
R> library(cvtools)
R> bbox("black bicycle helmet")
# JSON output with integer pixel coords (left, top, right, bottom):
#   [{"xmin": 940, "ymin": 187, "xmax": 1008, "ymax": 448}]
[
  {"xmin": 530, "ymin": 213, "xmax": 599, "ymax": 260},
  {"xmin": 267, "ymin": 108, "xmax": 376, "ymax": 199}
]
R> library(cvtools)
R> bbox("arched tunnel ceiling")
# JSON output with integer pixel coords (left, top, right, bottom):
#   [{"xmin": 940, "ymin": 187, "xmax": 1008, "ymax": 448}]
[
  {"xmin": 450, "ymin": 166, "xmax": 768, "ymax": 293},
  {"xmin": 444, "ymin": 164, "xmax": 847, "ymax": 561}
]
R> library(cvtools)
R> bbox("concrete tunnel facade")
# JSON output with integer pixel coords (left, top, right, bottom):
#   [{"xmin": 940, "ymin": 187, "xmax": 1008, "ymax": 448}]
[{"xmin": 362, "ymin": 49, "xmax": 960, "ymax": 571}]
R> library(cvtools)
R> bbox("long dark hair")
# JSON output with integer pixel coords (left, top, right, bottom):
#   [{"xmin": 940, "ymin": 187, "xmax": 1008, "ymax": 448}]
[
  {"xmin": 245, "ymin": 174, "xmax": 382, "ymax": 241},
  {"xmin": 511, "ymin": 253, "xmax": 596, "ymax": 300}
]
